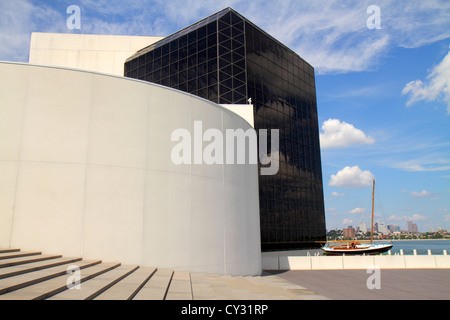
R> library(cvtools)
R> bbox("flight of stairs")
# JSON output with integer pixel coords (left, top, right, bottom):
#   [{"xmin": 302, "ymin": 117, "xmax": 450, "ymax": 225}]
[{"xmin": 0, "ymin": 248, "xmax": 328, "ymax": 300}]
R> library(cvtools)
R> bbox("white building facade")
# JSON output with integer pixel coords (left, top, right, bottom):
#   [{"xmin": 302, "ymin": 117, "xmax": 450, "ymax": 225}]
[{"xmin": 29, "ymin": 32, "xmax": 164, "ymax": 76}]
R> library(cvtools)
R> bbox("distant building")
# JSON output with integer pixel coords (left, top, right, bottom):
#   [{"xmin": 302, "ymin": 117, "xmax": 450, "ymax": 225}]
[
  {"xmin": 407, "ymin": 221, "xmax": 418, "ymax": 233},
  {"xmin": 343, "ymin": 226, "xmax": 356, "ymax": 239},
  {"xmin": 407, "ymin": 220, "xmax": 413, "ymax": 232},
  {"xmin": 387, "ymin": 225, "xmax": 395, "ymax": 233},
  {"xmin": 359, "ymin": 222, "xmax": 368, "ymax": 234},
  {"xmin": 378, "ymin": 222, "xmax": 389, "ymax": 235}
]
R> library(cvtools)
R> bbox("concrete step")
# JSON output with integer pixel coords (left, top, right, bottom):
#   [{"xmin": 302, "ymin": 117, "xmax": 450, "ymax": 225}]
[
  {"xmin": 0, "ymin": 249, "xmax": 329, "ymax": 300},
  {"xmin": 94, "ymin": 266, "xmax": 157, "ymax": 300},
  {"xmin": 0, "ymin": 261, "xmax": 117, "ymax": 300},
  {"xmin": 0, "ymin": 259, "xmax": 101, "ymax": 295},
  {"xmin": 0, "ymin": 257, "xmax": 82, "ymax": 279},
  {"xmin": 0, "ymin": 249, "xmax": 20, "ymax": 254},
  {"xmin": 132, "ymin": 269, "xmax": 174, "ymax": 300},
  {"xmin": 0, "ymin": 251, "xmax": 42, "ymax": 260},
  {"xmin": 48, "ymin": 264, "xmax": 136, "ymax": 300},
  {"xmin": 0, "ymin": 254, "xmax": 63, "ymax": 269}
]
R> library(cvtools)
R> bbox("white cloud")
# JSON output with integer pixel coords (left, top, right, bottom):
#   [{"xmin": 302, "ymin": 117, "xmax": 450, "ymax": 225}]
[
  {"xmin": 410, "ymin": 190, "xmax": 431, "ymax": 197},
  {"xmin": 320, "ymin": 119, "xmax": 375, "ymax": 149},
  {"xmin": 154, "ymin": 0, "xmax": 243, "ymax": 25},
  {"xmin": 332, "ymin": 191, "xmax": 346, "ymax": 197},
  {"xmin": 388, "ymin": 2, "xmax": 450, "ymax": 49},
  {"xmin": 445, "ymin": 215, "xmax": 450, "ymax": 221},
  {"xmin": 413, "ymin": 214, "xmax": 427, "ymax": 221},
  {"xmin": 246, "ymin": 0, "xmax": 450, "ymax": 74},
  {"xmin": 348, "ymin": 208, "xmax": 366, "ymax": 214},
  {"xmin": 402, "ymin": 51, "xmax": 450, "ymax": 114},
  {"xmin": 388, "ymin": 214, "xmax": 427, "ymax": 221},
  {"xmin": 389, "ymin": 147, "xmax": 450, "ymax": 172},
  {"xmin": 0, "ymin": 1, "xmax": 67, "ymax": 61},
  {"xmin": 395, "ymin": 161, "xmax": 450, "ymax": 172},
  {"xmin": 76, "ymin": 0, "xmax": 170, "ymax": 36},
  {"xmin": 329, "ymin": 166, "xmax": 375, "ymax": 189},
  {"xmin": 0, "ymin": 1, "xmax": 35, "ymax": 61},
  {"xmin": 342, "ymin": 219, "xmax": 353, "ymax": 225},
  {"xmin": 298, "ymin": 35, "xmax": 390, "ymax": 74},
  {"xmin": 255, "ymin": 1, "xmax": 391, "ymax": 74}
]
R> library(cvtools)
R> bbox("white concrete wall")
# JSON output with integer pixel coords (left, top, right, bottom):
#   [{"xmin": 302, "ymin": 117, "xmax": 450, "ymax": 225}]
[
  {"xmin": 29, "ymin": 33, "xmax": 164, "ymax": 76},
  {"xmin": 0, "ymin": 62, "xmax": 261, "ymax": 276},
  {"xmin": 220, "ymin": 104, "xmax": 254, "ymax": 128}
]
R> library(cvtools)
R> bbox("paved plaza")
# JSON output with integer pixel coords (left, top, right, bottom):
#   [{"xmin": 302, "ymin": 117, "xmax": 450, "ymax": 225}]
[{"xmin": 270, "ymin": 269, "xmax": 450, "ymax": 300}]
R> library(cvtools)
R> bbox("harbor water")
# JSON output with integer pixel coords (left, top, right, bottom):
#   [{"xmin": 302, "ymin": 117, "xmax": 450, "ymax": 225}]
[
  {"xmin": 389, "ymin": 240, "xmax": 450, "ymax": 255},
  {"xmin": 264, "ymin": 240, "xmax": 450, "ymax": 256}
]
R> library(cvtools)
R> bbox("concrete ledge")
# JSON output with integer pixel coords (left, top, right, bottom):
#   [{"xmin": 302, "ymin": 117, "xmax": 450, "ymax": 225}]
[
  {"xmin": 311, "ymin": 256, "xmax": 344, "ymax": 270},
  {"xmin": 279, "ymin": 256, "xmax": 312, "ymax": 270},
  {"xmin": 262, "ymin": 254, "xmax": 450, "ymax": 271},
  {"xmin": 436, "ymin": 256, "xmax": 450, "ymax": 268},
  {"xmin": 404, "ymin": 256, "xmax": 437, "ymax": 269},
  {"xmin": 373, "ymin": 255, "xmax": 406, "ymax": 269},
  {"xmin": 342, "ymin": 256, "xmax": 375, "ymax": 270}
]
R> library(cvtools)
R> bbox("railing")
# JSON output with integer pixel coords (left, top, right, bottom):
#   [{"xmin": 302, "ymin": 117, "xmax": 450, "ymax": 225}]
[{"xmin": 389, "ymin": 249, "xmax": 448, "ymax": 256}]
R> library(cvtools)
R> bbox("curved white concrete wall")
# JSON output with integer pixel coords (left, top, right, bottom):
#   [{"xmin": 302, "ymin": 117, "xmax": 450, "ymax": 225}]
[{"xmin": 0, "ymin": 62, "xmax": 261, "ymax": 276}]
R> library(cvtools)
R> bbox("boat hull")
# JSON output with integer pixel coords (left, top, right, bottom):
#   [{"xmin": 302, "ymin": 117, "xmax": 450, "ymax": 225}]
[{"xmin": 321, "ymin": 244, "xmax": 393, "ymax": 256}]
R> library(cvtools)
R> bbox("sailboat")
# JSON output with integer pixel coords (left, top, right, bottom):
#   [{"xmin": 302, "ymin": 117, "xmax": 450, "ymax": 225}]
[{"xmin": 321, "ymin": 179, "xmax": 393, "ymax": 256}]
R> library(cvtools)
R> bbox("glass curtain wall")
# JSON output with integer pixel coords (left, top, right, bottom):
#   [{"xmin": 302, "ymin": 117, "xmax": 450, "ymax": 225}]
[{"xmin": 245, "ymin": 21, "xmax": 326, "ymax": 250}]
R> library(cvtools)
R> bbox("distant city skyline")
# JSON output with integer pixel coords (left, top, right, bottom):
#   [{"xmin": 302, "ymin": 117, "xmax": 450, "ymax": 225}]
[{"xmin": 334, "ymin": 219, "xmax": 450, "ymax": 234}]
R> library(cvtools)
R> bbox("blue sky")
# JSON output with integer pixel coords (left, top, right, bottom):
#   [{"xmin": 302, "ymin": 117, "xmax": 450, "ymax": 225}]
[{"xmin": 1, "ymin": 0, "xmax": 449, "ymax": 232}]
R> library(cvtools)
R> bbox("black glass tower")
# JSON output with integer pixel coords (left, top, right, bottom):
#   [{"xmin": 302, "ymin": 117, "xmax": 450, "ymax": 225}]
[{"xmin": 125, "ymin": 8, "xmax": 326, "ymax": 250}]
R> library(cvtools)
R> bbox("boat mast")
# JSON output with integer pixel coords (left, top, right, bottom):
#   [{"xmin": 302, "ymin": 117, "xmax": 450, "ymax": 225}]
[{"xmin": 371, "ymin": 179, "xmax": 375, "ymax": 245}]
